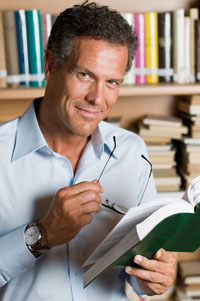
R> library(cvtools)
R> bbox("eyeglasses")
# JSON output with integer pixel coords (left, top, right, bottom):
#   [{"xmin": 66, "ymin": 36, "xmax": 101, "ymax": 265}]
[
  {"xmin": 98, "ymin": 136, "xmax": 152, "ymax": 215},
  {"xmin": 138, "ymin": 154, "xmax": 152, "ymax": 206}
]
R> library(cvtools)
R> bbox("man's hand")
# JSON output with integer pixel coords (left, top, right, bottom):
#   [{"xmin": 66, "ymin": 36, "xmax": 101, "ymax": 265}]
[
  {"xmin": 38, "ymin": 181, "xmax": 103, "ymax": 247},
  {"xmin": 125, "ymin": 248, "xmax": 176, "ymax": 296}
]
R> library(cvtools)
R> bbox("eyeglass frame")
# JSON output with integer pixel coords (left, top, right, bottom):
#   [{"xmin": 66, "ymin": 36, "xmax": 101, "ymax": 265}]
[{"xmin": 98, "ymin": 136, "xmax": 153, "ymax": 215}]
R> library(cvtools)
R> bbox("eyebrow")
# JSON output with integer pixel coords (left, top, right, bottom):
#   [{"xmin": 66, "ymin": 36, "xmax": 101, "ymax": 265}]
[{"xmin": 74, "ymin": 65, "xmax": 124, "ymax": 84}]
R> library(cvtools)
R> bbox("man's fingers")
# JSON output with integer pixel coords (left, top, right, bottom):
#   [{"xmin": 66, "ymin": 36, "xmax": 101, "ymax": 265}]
[
  {"xmin": 133, "ymin": 255, "xmax": 160, "ymax": 272},
  {"xmin": 130, "ymin": 250, "xmax": 176, "ymax": 274},
  {"xmin": 80, "ymin": 213, "xmax": 93, "ymax": 227},
  {"xmin": 154, "ymin": 248, "xmax": 176, "ymax": 264},
  {"xmin": 78, "ymin": 190, "xmax": 103, "ymax": 205},
  {"xmin": 81, "ymin": 201, "xmax": 101, "ymax": 214},
  {"xmin": 125, "ymin": 265, "xmax": 163, "ymax": 284},
  {"xmin": 69, "ymin": 181, "xmax": 104, "ymax": 195}
]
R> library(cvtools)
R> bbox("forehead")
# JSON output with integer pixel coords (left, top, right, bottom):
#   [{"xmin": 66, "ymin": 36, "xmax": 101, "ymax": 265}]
[{"xmin": 67, "ymin": 38, "xmax": 128, "ymax": 77}]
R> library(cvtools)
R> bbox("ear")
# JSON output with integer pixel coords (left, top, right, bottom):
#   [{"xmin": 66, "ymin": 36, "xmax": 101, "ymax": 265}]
[{"xmin": 44, "ymin": 50, "xmax": 57, "ymax": 80}]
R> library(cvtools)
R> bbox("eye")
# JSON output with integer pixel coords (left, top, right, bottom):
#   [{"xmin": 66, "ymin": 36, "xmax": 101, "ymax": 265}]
[
  {"xmin": 107, "ymin": 80, "xmax": 119, "ymax": 87},
  {"xmin": 78, "ymin": 72, "xmax": 89, "ymax": 78}
]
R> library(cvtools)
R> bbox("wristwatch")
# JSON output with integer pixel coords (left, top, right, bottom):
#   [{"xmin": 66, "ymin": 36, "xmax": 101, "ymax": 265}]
[{"xmin": 24, "ymin": 222, "xmax": 50, "ymax": 257}]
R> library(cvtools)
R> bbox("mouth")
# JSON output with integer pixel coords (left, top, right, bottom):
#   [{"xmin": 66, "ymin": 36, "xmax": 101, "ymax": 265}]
[{"xmin": 75, "ymin": 106, "xmax": 102, "ymax": 119}]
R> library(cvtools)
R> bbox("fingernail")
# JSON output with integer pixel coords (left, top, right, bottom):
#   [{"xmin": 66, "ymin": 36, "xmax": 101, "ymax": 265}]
[
  {"xmin": 92, "ymin": 179, "xmax": 98, "ymax": 183},
  {"xmin": 156, "ymin": 249, "xmax": 162, "ymax": 258},
  {"xmin": 134, "ymin": 255, "xmax": 142, "ymax": 263},
  {"xmin": 125, "ymin": 266, "xmax": 132, "ymax": 273}
]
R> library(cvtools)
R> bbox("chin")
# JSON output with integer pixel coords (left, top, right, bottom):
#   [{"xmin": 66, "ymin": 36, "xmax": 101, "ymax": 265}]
[{"xmin": 71, "ymin": 120, "xmax": 99, "ymax": 137}]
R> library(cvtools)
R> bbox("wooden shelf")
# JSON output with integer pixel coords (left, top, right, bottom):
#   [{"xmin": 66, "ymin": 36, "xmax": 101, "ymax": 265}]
[
  {"xmin": 120, "ymin": 83, "xmax": 200, "ymax": 96},
  {"xmin": 0, "ymin": 87, "xmax": 45, "ymax": 100},
  {"xmin": 1, "ymin": 83, "xmax": 200, "ymax": 100}
]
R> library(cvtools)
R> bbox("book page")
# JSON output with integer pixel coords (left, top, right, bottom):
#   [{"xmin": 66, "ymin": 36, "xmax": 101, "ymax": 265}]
[
  {"xmin": 137, "ymin": 201, "xmax": 194, "ymax": 240},
  {"xmin": 82, "ymin": 197, "xmax": 184, "ymax": 267},
  {"xmin": 182, "ymin": 175, "xmax": 200, "ymax": 205}
]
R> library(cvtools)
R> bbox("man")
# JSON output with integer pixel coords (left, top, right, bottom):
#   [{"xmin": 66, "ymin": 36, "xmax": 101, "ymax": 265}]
[{"xmin": 0, "ymin": 2, "xmax": 176, "ymax": 300}]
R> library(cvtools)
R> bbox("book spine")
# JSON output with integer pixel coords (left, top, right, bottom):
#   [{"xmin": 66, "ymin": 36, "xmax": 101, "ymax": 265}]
[
  {"xmin": 196, "ymin": 19, "xmax": 200, "ymax": 82},
  {"xmin": 189, "ymin": 8, "xmax": 199, "ymax": 83},
  {"xmin": 51, "ymin": 15, "xmax": 57, "ymax": 27},
  {"xmin": 2, "ymin": 10, "xmax": 19, "ymax": 88},
  {"xmin": 0, "ymin": 11, "xmax": 7, "ymax": 88},
  {"xmin": 42, "ymin": 13, "xmax": 52, "ymax": 52},
  {"xmin": 122, "ymin": 13, "xmax": 135, "ymax": 85},
  {"xmin": 173, "ymin": 9, "xmax": 185, "ymax": 83},
  {"xmin": 25, "ymin": 9, "xmax": 44, "ymax": 87},
  {"xmin": 15, "ymin": 9, "xmax": 30, "ymax": 86},
  {"xmin": 184, "ymin": 16, "xmax": 191, "ymax": 83},
  {"xmin": 134, "ymin": 13, "xmax": 146, "ymax": 84},
  {"xmin": 158, "ymin": 12, "xmax": 173, "ymax": 83},
  {"xmin": 145, "ymin": 12, "xmax": 159, "ymax": 83}
]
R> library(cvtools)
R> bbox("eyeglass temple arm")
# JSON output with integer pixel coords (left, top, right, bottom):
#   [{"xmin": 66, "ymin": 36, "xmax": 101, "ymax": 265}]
[
  {"xmin": 137, "ymin": 154, "xmax": 153, "ymax": 206},
  {"xmin": 98, "ymin": 136, "xmax": 116, "ymax": 182}
]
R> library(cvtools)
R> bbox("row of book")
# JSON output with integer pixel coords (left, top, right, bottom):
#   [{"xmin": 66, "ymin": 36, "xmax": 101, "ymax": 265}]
[
  {"xmin": 122, "ymin": 7, "xmax": 200, "ymax": 85},
  {"xmin": 0, "ymin": 9, "xmax": 57, "ymax": 88},
  {"xmin": 1, "ymin": 7, "xmax": 200, "ymax": 88}
]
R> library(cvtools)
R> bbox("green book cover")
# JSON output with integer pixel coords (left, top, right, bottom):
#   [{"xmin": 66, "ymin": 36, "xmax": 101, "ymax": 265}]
[
  {"xmin": 83, "ymin": 195, "xmax": 200, "ymax": 288},
  {"xmin": 25, "ymin": 9, "xmax": 44, "ymax": 87},
  {"xmin": 114, "ymin": 205, "xmax": 200, "ymax": 267}
]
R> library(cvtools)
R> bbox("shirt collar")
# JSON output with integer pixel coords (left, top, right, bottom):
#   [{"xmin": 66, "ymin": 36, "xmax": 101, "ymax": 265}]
[
  {"xmin": 12, "ymin": 98, "xmax": 47, "ymax": 161},
  {"xmin": 91, "ymin": 121, "xmax": 118, "ymax": 160},
  {"xmin": 12, "ymin": 98, "xmax": 118, "ymax": 161}
]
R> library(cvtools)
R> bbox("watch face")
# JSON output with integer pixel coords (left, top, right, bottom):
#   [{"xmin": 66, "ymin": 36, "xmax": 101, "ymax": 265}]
[{"xmin": 25, "ymin": 225, "xmax": 41, "ymax": 245}]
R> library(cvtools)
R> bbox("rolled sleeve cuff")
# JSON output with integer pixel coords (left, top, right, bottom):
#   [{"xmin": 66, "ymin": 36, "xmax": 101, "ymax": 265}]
[{"xmin": 0, "ymin": 226, "xmax": 36, "ymax": 286}]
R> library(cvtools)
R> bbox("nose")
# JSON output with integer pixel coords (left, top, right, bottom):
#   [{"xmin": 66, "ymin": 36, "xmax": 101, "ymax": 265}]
[{"xmin": 86, "ymin": 82, "xmax": 105, "ymax": 105}]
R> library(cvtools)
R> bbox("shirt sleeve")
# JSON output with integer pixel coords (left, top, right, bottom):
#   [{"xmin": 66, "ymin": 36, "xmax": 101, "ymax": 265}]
[
  {"xmin": 0, "ymin": 226, "xmax": 36, "ymax": 287},
  {"xmin": 126, "ymin": 274, "xmax": 147, "ymax": 298}
]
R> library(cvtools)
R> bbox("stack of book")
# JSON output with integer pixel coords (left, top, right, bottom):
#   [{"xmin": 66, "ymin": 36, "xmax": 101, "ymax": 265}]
[
  {"xmin": 176, "ymin": 260, "xmax": 200, "ymax": 300},
  {"xmin": 178, "ymin": 137, "xmax": 200, "ymax": 188},
  {"xmin": 121, "ymin": 7, "xmax": 200, "ymax": 85},
  {"xmin": 138, "ymin": 114, "xmax": 188, "ymax": 144},
  {"xmin": 179, "ymin": 95, "xmax": 200, "ymax": 138},
  {"xmin": 137, "ymin": 114, "xmax": 188, "ymax": 191},
  {"xmin": 0, "ymin": 9, "xmax": 56, "ymax": 88},
  {"xmin": 177, "ymin": 95, "xmax": 200, "ymax": 188}
]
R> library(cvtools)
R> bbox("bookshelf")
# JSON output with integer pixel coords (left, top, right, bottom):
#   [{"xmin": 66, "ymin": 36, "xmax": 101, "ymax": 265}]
[{"xmin": 1, "ymin": 0, "xmax": 200, "ymax": 298}]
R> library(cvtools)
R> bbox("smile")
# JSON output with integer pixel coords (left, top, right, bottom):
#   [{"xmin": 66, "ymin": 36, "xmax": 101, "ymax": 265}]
[{"xmin": 75, "ymin": 107, "xmax": 101, "ymax": 119}]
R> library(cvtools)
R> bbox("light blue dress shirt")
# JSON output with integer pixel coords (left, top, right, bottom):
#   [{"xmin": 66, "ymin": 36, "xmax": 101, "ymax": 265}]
[{"xmin": 0, "ymin": 99, "xmax": 157, "ymax": 301}]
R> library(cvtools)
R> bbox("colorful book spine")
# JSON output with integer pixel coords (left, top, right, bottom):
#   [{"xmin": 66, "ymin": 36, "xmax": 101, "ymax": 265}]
[
  {"xmin": 121, "ymin": 13, "xmax": 135, "ymax": 85},
  {"xmin": 0, "ymin": 11, "xmax": 7, "ymax": 88},
  {"xmin": 15, "ymin": 9, "xmax": 29, "ymax": 86},
  {"xmin": 173, "ymin": 9, "xmax": 185, "ymax": 83},
  {"xmin": 2, "ymin": 10, "xmax": 19, "ymax": 88},
  {"xmin": 184, "ymin": 16, "xmax": 190, "ymax": 83},
  {"xmin": 25, "ymin": 9, "xmax": 44, "ymax": 87},
  {"xmin": 134, "ymin": 13, "xmax": 146, "ymax": 84},
  {"xmin": 145, "ymin": 12, "xmax": 159, "ymax": 83},
  {"xmin": 158, "ymin": 12, "xmax": 173, "ymax": 83},
  {"xmin": 189, "ymin": 8, "xmax": 199, "ymax": 83},
  {"xmin": 196, "ymin": 18, "xmax": 200, "ymax": 82},
  {"xmin": 42, "ymin": 13, "xmax": 52, "ymax": 51}
]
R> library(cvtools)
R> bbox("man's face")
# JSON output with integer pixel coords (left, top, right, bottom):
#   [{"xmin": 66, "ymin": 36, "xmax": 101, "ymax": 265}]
[{"xmin": 45, "ymin": 38, "xmax": 128, "ymax": 137}]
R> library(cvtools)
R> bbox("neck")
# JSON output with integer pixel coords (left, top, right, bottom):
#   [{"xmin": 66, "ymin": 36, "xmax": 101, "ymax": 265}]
[{"xmin": 36, "ymin": 101, "xmax": 89, "ymax": 172}]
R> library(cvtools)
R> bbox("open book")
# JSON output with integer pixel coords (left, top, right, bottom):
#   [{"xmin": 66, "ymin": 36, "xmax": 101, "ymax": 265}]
[{"xmin": 83, "ymin": 176, "xmax": 200, "ymax": 288}]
